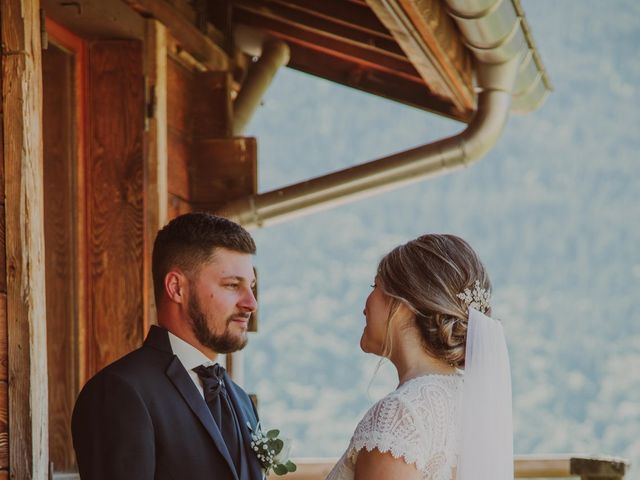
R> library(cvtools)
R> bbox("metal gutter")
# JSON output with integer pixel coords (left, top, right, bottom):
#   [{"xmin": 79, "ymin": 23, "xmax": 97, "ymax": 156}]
[
  {"xmin": 446, "ymin": 0, "xmax": 552, "ymax": 112},
  {"xmin": 218, "ymin": 0, "xmax": 549, "ymax": 228}
]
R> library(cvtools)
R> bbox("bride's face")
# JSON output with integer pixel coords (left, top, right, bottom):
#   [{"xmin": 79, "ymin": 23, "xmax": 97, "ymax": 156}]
[{"xmin": 360, "ymin": 278, "xmax": 392, "ymax": 355}]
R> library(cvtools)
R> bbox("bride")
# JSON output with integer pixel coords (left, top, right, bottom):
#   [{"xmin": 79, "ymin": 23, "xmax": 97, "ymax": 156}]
[{"xmin": 326, "ymin": 234, "xmax": 513, "ymax": 480}]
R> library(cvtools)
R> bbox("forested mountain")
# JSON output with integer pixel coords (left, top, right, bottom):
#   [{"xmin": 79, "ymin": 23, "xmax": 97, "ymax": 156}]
[{"xmin": 242, "ymin": 0, "xmax": 640, "ymax": 475}]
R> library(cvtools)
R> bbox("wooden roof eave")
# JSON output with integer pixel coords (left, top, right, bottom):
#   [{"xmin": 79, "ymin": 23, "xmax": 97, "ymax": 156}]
[{"xmin": 227, "ymin": 0, "xmax": 475, "ymax": 122}]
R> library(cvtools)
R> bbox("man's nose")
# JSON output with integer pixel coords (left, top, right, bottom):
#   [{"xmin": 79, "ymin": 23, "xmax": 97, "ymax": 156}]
[{"xmin": 239, "ymin": 286, "xmax": 258, "ymax": 312}]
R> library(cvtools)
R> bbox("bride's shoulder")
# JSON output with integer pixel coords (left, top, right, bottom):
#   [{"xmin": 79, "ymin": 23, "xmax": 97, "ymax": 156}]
[
  {"xmin": 344, "ymin": 374, "xmax": 463, "ymax": 479},
  {"xmin": 363, "ymin": 374, "xmax": 463, "ymax": 422}
]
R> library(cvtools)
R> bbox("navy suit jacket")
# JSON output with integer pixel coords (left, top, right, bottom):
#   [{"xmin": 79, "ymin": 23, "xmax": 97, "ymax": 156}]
[{"xmin": 72, "ymin": 326, "xmax": 264, "ymax": 480}]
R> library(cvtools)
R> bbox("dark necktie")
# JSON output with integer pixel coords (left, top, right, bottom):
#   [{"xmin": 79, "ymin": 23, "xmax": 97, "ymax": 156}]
[{"xmin": 193, "ymin": 364, "xmax": 242, "ymax": 472}]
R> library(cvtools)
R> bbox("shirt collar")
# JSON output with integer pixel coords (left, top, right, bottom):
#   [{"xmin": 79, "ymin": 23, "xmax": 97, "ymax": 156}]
[{"xmin": 167, "ymin": 331, "xmax": 217, "ymax": 370}]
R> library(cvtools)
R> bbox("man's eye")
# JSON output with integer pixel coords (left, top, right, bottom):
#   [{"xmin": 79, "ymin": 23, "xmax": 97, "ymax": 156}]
[{"xmin": 225, "ymin": 283, "xmax": 239, "ymax": 289}]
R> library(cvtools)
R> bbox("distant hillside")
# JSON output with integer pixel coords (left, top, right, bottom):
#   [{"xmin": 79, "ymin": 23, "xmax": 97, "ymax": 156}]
[{"xmin": 243, "ymin": 0, "xmax": 640, "ymax": 474}]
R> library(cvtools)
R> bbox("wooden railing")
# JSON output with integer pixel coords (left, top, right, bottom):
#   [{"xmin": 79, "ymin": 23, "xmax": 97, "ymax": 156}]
[
  {"xmin": 269, "ymin": 455, "xmax": 630, "ymax": 480},
  {"xmin": 51, "ymin": 454, "xmax": 630, "ymax": 479}
]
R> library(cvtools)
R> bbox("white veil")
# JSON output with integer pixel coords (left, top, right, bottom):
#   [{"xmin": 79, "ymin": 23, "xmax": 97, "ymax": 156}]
[{"xmin": 458, "ymin": 308, "xmax": 514, "ymax": 479}]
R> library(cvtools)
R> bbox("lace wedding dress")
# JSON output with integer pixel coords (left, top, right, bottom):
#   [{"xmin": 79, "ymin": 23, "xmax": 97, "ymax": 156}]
[{"xmin": 326, "ymin": 374, "xmax": 463, "ymax": 480}]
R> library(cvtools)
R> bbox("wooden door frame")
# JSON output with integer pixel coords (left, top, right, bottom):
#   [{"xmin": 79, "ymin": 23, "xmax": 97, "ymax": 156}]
[
  {"xmin": 44, "ymin": 16, "xmax": 89, "ymax": 389},
  {"xmin": 43, "ymin": 18, "xmax": 90, "ymax": 472}
]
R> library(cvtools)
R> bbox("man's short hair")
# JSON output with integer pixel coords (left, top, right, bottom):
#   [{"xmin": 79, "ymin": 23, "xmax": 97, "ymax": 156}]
[{"xmin": 152, "ymin": 213, "xmax": 256, "ymax": 303}]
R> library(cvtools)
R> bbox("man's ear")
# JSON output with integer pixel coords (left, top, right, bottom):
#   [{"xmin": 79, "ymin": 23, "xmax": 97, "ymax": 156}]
[{"xmin": 165, "ymin": 271, "xmax": 187, "ymax": 304}]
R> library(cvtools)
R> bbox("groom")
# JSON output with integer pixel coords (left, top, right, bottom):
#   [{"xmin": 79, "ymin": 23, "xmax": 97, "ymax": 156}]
[{"xmin": 72, "ymin": 213, "xmax": 263, "ymax": 480}]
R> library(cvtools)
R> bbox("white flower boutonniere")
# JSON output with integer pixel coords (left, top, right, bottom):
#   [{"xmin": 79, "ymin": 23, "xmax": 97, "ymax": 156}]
[{"xmin": 248, "ymin": 422, "xmax": 297, "ymax": 476}]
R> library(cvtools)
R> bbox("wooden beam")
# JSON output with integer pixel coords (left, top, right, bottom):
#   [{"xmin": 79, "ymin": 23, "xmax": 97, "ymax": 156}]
[
  {"xmin": 232, "ymin": 0, "xmax": 391, "ymax": 38},
  {"xmin": 283, "ymin": 40, "xmax": 469, "ymax": 122},
  {"xmin": 232, "ymin": 0, "xmax": 402, "ymax": 55},
  {"xmin": 570, "ymin": 456, "xmax": 628, "ymax": 479},
  {"xmin": 143, "ymin": 19, "xmax": 169, "ymax": 331},
  {"xmin": 1, "ymin": 0, "xmax": 49, "ymax": 478},
  {"xmin": 274, "ymin": 455, "xmax": 630, "ymax": 479},
  {"xmin": 189, "ymin": 137, "xmax": 257, "ymax": 210},
  {"xmin": 0, "ymin": 295, "xmax": 7, "ymax": 471},
  {"xmin": 123, "ymin": 0, "xmax": 229, "ymax": 71},
  {"xmin": 234, "ymin": 7, "xmax": 419, "ymax": 79}
]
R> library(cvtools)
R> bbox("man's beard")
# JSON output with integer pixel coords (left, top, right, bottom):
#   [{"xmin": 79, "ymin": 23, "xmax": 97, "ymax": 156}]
[{"xmin": 188, "ymin": 294, "xmax": 249, "ymax": 354}]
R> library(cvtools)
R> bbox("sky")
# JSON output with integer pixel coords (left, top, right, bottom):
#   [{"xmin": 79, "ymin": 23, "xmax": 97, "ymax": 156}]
[{"xmin": 242, "ymin": 0, "xmax": 639, "ymax": 473}]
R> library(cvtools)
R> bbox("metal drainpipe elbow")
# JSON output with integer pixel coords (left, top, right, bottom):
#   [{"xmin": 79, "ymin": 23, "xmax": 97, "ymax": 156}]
[
  {"xmin": 232, "ymin": 37, "xmax": 290, "ymax": 136},
  {"xmin": 219, "ymin": 55, "xmax": 521, "ymax": 229}
]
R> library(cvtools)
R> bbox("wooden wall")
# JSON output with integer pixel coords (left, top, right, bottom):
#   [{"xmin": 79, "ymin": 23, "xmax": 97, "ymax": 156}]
[
  {"xmin": 41, "ymin": 25, "xmax": 148, "ymax": 471},
  {"xmin": 0, "ymin": 7, "xmax": 257, "ymax": 475},
  {"xmin": 0, "ymin": 49, "xmax": 8, "ymax": 478},
  {"xmin": 167, "ymin": 56, "xmax": 196, "ymax": 218},
  {"xmin": 166, "ymin": 54, "xmax": 256, "ymax": 219},
  {"xmin": 85, "ymin": 40, "xmax": 146, "ymax": 377}
]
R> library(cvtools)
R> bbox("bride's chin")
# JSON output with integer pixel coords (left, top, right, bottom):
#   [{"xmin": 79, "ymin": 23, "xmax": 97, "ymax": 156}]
[
  {"xmin": 360, "ymin": 335, "xmax": 379, "ymax": 355},
  {"xmin": 359, "ymin": 335, "xmax": 369, "ymax": 353}
]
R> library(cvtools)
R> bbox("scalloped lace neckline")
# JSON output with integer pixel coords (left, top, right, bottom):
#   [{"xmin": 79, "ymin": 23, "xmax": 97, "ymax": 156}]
[{"xmin": 398, "ymin": 372, "xmax": 463, "ymax": 389}]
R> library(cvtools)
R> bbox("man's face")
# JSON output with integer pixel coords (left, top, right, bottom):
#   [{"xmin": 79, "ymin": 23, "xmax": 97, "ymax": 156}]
[{"xmin": 187, "ymin": 248, "xmax": 257, "ymax": 354}]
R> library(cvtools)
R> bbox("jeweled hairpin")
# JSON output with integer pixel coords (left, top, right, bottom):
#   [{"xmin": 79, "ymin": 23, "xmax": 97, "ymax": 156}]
[{"xmin": 456, "ymin": 280, "xmax": 491, "ymax": 313}]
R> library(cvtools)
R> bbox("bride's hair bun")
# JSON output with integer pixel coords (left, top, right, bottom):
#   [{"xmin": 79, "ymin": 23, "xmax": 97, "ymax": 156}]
[{"xmin": 377, "ymin": 234, "xmax": 491, "ymax": 368}]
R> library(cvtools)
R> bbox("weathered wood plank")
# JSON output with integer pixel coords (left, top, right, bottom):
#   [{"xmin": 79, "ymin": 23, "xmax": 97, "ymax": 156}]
[
  {"xmin": 0, "ymin": 295, "xmax": 6, "ymax": 383},
  {"xmin": 191, "ymin": 71, "xmax": 232, "ymax": 139},
  {"xmin": 571, "ymin": 456, "xmax": 628, "ymax": 478},
  {"xmin": 167, "ymin": 193, "xmax": 192, "ymax": 221},
  {"xmin": 0, "ymin": 58, "xmax": 3, "ymax": 308},
  {"xmin": 85, "ymin": 40, "xmax": 145, "ymax": 376},
  {"xmin": 277, "ymin": 455, "xmax": 631, "ymax": 479},
  {"xmin": 167, "ymin": 56, "xmax": 193, "ymax": 136},
  {"xmin": 167, "ymin": 128, "xmax": 192, "ymax": 200},
  {"xmin": 0, "ymin": 381, "xmax": 6, "ymax": 468},
  {"xmin": 1, "ymin": 0, "xmax": 49, "ymax": 478},
  {"xmin": 42, "ymin": 41, "xmax": 78, "ymax": 472},
  {"xmin": 45, "ymin": 16, "xmax": 89, "ymax": 388},
  {"xmin": 144, "ymin": 19, "xmax": 169, "ymax": 329},
  {"xmin": 166, "ymin": 55, "xmax": 194, "ymax": 210},
  {"xmin": 0, "ymin": 203, "xmax": 5, "ymax": 294},
  {"xmin": 0, "ymin": 77, "xmax": 5, "ymax": 467},
  {"xmin": 166, "ymin": 53, "xmax": 238, "ymax": 218},
  {"xmin": 190, "ymin": 138, "xmax": 257, "ymax": 210}
]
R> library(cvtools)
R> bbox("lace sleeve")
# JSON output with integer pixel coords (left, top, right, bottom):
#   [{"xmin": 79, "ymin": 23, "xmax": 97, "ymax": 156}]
[
  {"xmin": 346, "ymin": 378, "xmax": 461, "ymax": 480},
  {"xmin": 348, "ymin": 394, "xmax": 424, "ymax": 470}
]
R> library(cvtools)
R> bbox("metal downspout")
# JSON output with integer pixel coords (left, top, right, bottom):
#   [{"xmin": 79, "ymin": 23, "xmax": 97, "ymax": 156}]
[
  {"xmin": 232, "ymin": 31, "xmax": 290, "ymax": 136},
  {"xmin": 219, "ymin": 1, "xmax": 534, "ymax": 228},
  {"xmin": 220, "ymin": 58, "xmax": 519, "ymax": 228}
]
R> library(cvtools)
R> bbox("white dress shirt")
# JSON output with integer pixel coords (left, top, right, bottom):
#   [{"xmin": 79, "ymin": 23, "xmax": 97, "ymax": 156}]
[{"xmin": 167, "ymin": 331, "xmax": 218, "ymax": 399}]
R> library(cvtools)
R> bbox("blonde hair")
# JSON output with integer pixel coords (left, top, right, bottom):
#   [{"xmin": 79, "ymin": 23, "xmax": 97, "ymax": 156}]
[{"xmin": 377, "ymin": 234, "xmax": 491, "ymax": 368}]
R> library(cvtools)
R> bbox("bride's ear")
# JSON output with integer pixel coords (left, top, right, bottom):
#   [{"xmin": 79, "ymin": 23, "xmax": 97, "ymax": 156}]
[{"xmin": 392, "ymin": 303, "xmax": 416, "ymax": 327}]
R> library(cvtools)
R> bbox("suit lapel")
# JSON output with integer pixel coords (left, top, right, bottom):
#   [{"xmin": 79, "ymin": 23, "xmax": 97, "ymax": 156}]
[
  {"xmin": 224, "ymin": 372, "xmax": 264, "ymax": 480},
  {"xmin": 166, "ymin": 356, "xmax": 240, "ymax": 480}
]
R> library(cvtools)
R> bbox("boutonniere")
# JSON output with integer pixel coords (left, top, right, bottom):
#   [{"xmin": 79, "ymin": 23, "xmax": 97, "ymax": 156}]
[{"xmin": 247, "ymin": 422, "xmax": 297, "ymax": 476}]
